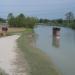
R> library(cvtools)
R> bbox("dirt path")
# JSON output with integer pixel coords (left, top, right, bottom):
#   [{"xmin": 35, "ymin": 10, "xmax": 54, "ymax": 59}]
[{"xmin": 0, "ymin": 35, "xmax": 27, "ymax": 75}]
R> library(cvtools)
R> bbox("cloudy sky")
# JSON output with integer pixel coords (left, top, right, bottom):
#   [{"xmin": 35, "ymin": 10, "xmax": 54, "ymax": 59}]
[{"xmin": 0, "ymin": 0, "xmax": 75, "ymax": 19}]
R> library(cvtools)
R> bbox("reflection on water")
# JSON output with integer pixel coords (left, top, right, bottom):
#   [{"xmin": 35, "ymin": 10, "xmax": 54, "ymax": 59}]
[
  {"xmin": 34, "ymin": 25, "xmax": 75, "ymax": 75},
  {"xmin": 52, "ymin": 35, "xmax": 60, "ymax": 48}
]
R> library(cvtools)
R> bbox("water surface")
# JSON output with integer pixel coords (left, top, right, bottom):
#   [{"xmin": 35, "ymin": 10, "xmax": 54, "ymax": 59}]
[{"xmin": 34, "ymin": 25, "xmax": 75, "ymax": 75}]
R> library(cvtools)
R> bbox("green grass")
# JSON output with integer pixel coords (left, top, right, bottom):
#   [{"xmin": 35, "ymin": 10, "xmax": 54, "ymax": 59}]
[{"xmin": 17, "ymin": 28, "xmax": 61, "ymax": 75}]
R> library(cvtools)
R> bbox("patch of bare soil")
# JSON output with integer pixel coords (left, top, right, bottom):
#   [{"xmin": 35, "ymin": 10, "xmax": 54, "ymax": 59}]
[{"xmin": 0, "ymin": 35, "xmax": 28, "ymax": 75}]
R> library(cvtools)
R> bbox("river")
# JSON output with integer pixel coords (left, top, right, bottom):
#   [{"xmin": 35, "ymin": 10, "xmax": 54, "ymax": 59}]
[{"xmin": 34, "ymin": 25, "xmax": 75, "ymax": 75}]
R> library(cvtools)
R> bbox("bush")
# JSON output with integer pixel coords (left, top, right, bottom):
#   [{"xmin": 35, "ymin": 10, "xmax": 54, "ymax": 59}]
[{"xmin": 8, "ymin": 13, "xmax": 39, "ymax": 28}]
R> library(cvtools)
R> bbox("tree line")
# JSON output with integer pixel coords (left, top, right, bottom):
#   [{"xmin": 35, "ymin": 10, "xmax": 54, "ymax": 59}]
[
  {"xmin": 7, "ymin": 13, "xmax": 39, "ymax": 28},
  {"xmin": 49, "ymin": 12, "xmax": 75, "ymax": 29},
  {"xmin": 0, "ymin": 12, "xmax": 75, "ymax": 29},
  {"xmin": 38, "ymin": 12, "xmax": 75, "ymax": 29}
]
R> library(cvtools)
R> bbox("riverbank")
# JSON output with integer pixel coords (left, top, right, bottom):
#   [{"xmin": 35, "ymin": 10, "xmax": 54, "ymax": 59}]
[{"xmin": 17, "ymin": 28, "xmax": 61, "ymax": 75}]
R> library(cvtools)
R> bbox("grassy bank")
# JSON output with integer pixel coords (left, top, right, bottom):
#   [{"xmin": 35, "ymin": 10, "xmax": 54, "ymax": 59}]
[{"xmin": 17, "ymin": 29, "xmax": 61, "ymax": 75}]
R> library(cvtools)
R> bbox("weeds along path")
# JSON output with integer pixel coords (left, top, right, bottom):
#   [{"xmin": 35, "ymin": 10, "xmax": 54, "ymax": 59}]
[{"xmin": 0, "ymin": 35, "xmax": 27, "ymax": 75}]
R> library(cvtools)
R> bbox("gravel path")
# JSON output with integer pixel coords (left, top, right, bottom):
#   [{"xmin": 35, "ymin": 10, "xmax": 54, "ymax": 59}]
[{"xmin": 0, "ymin": 35, "xmax": 27, "ymax": 75}]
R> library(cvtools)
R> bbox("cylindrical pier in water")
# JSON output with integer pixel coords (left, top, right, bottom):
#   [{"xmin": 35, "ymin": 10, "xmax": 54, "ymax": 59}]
[
  {"xmin": 53, "ymin": 27, "xmax": 60, "ymax": 36},
  {"xmin": 52, "ymin": 27, "xmax": 60, "ymax": 48}
]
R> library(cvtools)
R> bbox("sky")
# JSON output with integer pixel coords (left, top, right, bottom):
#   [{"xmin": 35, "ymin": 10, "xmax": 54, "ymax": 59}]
[{"xmin": 0, "ymin": 0, "xmax": 75, "ymax": 19}]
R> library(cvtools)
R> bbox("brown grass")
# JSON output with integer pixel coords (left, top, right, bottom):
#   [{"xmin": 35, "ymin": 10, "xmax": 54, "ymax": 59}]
[
  {"xmin": 7, "ymin": 28, "xmax": 25, "ymax": 33},
  {"xmin": 0, "ymin": 27, "xmax": 25, "ymax": 33},
  {"xmin": 0, "ymin": 27, "xmax": 25, "ymax": 36}
]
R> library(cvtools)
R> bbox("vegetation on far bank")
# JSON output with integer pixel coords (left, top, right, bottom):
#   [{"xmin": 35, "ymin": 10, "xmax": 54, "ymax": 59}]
[
  {"xmin": 17, "ymin": 29, "xmax": 61, "ymax": 75},
  {"xmin": 38, "ymin": 12, "xmax": 75, "ymax": 29}
]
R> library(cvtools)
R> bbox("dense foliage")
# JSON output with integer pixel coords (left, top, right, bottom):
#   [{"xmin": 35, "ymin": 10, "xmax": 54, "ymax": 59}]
[
  {"xmin": 7, "ymin": 13, "xmax": 39, "ymax": 28},
  {"xmin": 0, "ymin": 18, "xmax": 6, "ymax": 23},
  {"xmin": 39, "ymin": 18, "xmax": 50, "ymax": 23},
  {"xmin": 64, "ymin": 12, "xmax": 75, "ymax": 29},
  {"xmin": 49, "ymin": 12, "xmax": 75, "ymax": 29}
]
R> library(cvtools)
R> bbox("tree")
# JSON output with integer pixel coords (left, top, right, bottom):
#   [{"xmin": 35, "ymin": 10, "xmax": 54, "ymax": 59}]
[
  {"xmin": 7, "ymin": 13, "xmax": 14, "ymax": 20},
  {"xmin": 7, "ymin": 13, "xmax": 16, "ymax": 27},
  {"xmin": 15, "ymin": 13, "xmax": 25, "ymax": 27},
  {"xmin": 18, "ymin": 13, "xmax": 25, "ymax": 19},
  {"xmin": 7, "ymin": 13, "xmax": 39, "ymax": 28},
  {"xmin": 56, "ymin": 19, "xmax": 63, "ymax": 24},
  {"xmin": 65, "ymin": 12, "xmax": 75, "ymax": 28},
  {"xmin": 39, "ymin": 18, "xmax": 50, "ymax": 23},
  {"xmin": 24, "ymin": 17, "xmax": 38, "ymax": 28},
  {"xmin": 65, "ymin": 12, "xmax": 74, "ymax": 24}
]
